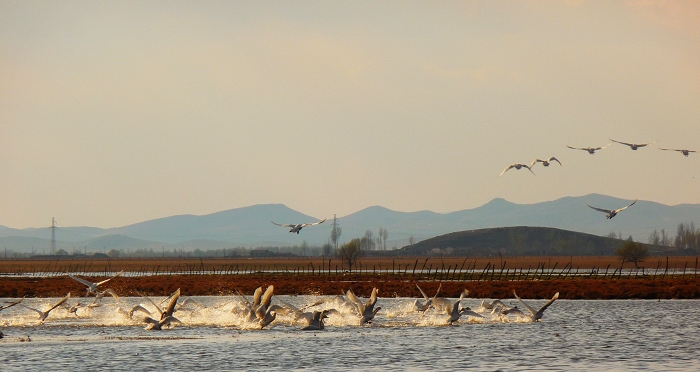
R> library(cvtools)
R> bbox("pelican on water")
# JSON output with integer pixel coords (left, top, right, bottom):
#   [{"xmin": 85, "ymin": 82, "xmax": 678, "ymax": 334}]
[
  {"xmin": 566, "ymin": 144, "xmax": 611, "ymax": 155},
  {"xmin": 19, "ymin": 293, "xmax": 71, "ymax": 324},
  {"xmin": 660, "ymin": 148, "xmax": 696, "ymax": 157},
  {"xmin": 141, "ymin": 288, "xmax": 181, "ymax": 330},
  {"xmin": 346, "ymin": 287, "xmax": 380, "ymax": 325},
  {"xmin": 300, "ymin": 309, "xmax": 335, "ymax": 331},
  {"xmin": 609, "ymin": 139, "xmax": 656, "ymax": 150},
  {"xmin": 588, "ymin": 199, "xmax": 637, "ymax": 219},
  {"xmin": 499, "ymin": 163, "xmax": 535, "ymax": 177},
  {"xmin": 445, "ymin": 290, "xmax": 483, "ymax": 325},
  {"xmin": 414, "ymin": 284, "xmax": 441, "ymax": 312},
  {"xmin": 271, "ymin": 218, "xmax": 327, "ymax": 234},
  {"xmin": 512, "ymin": 290, "xmax": 559, "ymax": 322}
]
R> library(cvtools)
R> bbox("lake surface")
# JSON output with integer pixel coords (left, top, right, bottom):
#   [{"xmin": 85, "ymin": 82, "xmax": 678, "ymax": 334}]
[{"xmin": 1, "ymin": 295, "xmax": 698, "ymax": 371}]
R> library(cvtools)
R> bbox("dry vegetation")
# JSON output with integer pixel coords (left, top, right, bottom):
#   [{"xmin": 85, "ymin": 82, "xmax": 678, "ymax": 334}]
[{"xmin": 1, "ymin": 256, "xmax": 698, "ymax": 299}]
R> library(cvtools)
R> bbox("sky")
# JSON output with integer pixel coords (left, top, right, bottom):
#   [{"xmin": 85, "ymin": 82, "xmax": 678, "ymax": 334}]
[{"xmin": 1, "ymin": 1, "xmax": 699, "ymax": 229}]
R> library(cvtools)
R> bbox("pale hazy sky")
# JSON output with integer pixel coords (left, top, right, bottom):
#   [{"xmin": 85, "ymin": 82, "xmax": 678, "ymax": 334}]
[{"xmin": 1, "ymin": 1, "xmax": 699, "ymax": 229}]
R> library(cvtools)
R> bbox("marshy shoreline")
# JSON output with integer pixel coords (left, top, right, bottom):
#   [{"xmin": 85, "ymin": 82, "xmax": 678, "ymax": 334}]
[{"xmin": 1, "ymin": 256, "xmax": 698, "ymax": 299}]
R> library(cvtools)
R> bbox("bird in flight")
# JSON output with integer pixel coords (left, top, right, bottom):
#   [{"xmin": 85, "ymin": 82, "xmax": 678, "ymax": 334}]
[
  {"xmin": 566, "ymin": 144, "xmax": 611, "ymax": 155},
  {"xmin": 499, "ymin": 163, "xmax": 535, "ymax": 177},
  {"xmin": 530, "ymin": 157, "xmax": 562, "ymax": 168},
  {"xmin": 609, "ymin": 139, "xmax": 656, "ymax": 150},
  {"xmin": 271, "ymin": 218, "xmax": 326, "ymax": 234},
  {"xmin": 513, "ymin": 290, "xmax": 559, "ymax": 322},
  {"xmin": 588, "ymin": 199, "xmax": 637, "ymax": 219},
  {"xmin": 659, "ymin": 148, "xmax": 696, "ymax": 157}
]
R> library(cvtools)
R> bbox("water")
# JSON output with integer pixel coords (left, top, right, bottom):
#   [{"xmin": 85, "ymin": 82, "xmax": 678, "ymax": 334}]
[{"xmin": 2, "ymin": 296, "xmax": 699, "ymax": 371}]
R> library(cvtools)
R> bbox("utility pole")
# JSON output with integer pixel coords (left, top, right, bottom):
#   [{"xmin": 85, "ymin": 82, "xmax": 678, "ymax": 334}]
[
  {"xmin": 50, "ymin": 217, "xmax": 57, "ymax": 255},
  {"xmin": 331, "ymin": 214, "xmax": 341, "ymax": 254}
]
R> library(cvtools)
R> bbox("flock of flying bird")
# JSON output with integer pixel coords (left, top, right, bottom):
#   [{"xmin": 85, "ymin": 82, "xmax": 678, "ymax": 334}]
[
  {"xmin": 0, "ymin": 271, "xmax": 560, "ymax": 330},
  {"xmin": 499, "ymin": 138, "xmax": 696, "ymax": 219}
]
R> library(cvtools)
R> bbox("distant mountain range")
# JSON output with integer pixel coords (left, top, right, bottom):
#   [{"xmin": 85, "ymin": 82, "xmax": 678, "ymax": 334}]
[{"xmin": 1, "ymin": 194, "xmax": 698, "ymax": 253}]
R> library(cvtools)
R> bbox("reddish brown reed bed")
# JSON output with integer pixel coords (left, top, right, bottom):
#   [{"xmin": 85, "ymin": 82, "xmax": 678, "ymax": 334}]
[
  {"xmin": 1, "ymin": 273, "xmax": 698, "ymax": 300},
  {"xmin": 1, "ymin": 256, "xmax": 697, "ymax": 274}
]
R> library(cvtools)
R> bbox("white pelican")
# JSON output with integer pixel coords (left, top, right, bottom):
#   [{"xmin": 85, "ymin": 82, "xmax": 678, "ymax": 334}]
[
  {"xmin": 445, "ymin": 290, "xmax": 483, "ymax": 325},
  {"xmin": 512, "ymin": 290, "xmax": 559, "ymax": 321},
  {"xmin": 499, "ymin": 164, "xmax": 535, "ymax": 177},
  {"xmin": 271, "ymin": 218, "xmax": 327, "ymax": 234},
  {"xmin": 144, "ymin": 315, "xmax": 182, "ymax": 331},
  {"xmin": 588, "ymin": 199, "xmax": 637, "ymax": 219},
  {"xmin": 346, "ymin": 287, "xmax": 380, "ymax": 325},
  {"xmin": 253, "ymin": 285, "xmax": 285, "ymax": 329},
  {"xmin": 414, "ymin": 284, "xmax": 441, "ymax": 312},
  {"xmin": 300, "ymin": 309, "xmax": 336, "ymax": 331},
  {"xmin": 67, "ymin": 271, "xmax": 123, "ymax": 298},
  {"xmin": 19, "ymin": 293, "xmax": 71, "ymax": 324},
  {"xmin": 140, "ymin": 289, "xmax": 181, "ymax": 330},
  {"xmin": 660, "ymin": 148, "xmax": 696, "ymax": 157},
  {"xmin": 480, "ymin": 299, "xmax": 506, "ymax": 310},
  {"xmin": 609, "ymin": 139, "xmax": 656, "ymax": 150},
  {"xmin": 530, "ymin": 157, "xmax": 562, "ymax": 168},
  {"xmin": 233, "ymin": 286, "xmax": 267, "ymax": 321},
  {"xmin": 566, "ymin": 144, "xmax": 611, "ymax": 155},
  {"xmin": 429, "ymin": 285, "xmax": 463, "ymax": 313}
]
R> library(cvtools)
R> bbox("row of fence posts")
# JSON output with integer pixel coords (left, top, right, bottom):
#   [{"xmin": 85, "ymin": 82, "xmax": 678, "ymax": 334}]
[{"xmin": 1, "ymin": 257, "xmax": 698, "ymax": 280}]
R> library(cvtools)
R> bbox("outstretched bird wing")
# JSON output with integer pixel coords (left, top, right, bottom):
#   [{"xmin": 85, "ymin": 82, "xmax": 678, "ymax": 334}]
[
  {"xmin": 345, "ymin": 289, "xmax": 365, "ymax": 315},
  {"xmin": 416, "ymin": 285, "xmax": 430, "ymax": 301},
  {"xmin": 587, "ymin": 205, "xmax": 612, "ymax": 214},
  {"xmin": 68, "ymin": 274, "xmax": 98, "ymax": 289},
  {"xmin": 301, "ymin": 218, "xmax": 326, "ymax": 227},
  {"xmin": 614, "ymin": 199, "xmax": 637, "ymax": 213},
  {"xmin": 513, "ymin": 290, "xmax": 537, "ymax": 317},
  {"xmin": 548, "ymin": 157, "xmax": 562, "ymax": 165},
  {"xmin": 95, "ymin": 270, "xmax": 124, "ymax": 287},
  {"xmin": 499, "ymin": 164, "xmax": 515, "ymax": 177},
  {"xmin": 270, "ymin": 221, "xmax": 295, "ymax": 228},
  {"xmin": 47, "ymin": 293, "xmax": 71, "ymax": 313},
  {"xmin": 609, "ymin": 138, "xmax": 634, "ymax": 147},
  {"xmin": 162, "ymin": 288, "xmax": 181, "ymax": 317},
  {"xmin": 537, "ymin": 292, "xmax": 560, "ymax": 315}
]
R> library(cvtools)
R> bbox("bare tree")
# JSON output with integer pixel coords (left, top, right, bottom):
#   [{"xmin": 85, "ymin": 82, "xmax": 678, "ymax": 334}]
[
  {"xmin": 361, "ymin": 230, "xmax": 376, "ymax": 252},
  {"xmin": 648, "ymin": 230, "xmax": 661, "ymax": 245},
  {"xmin": 660, "ymin": 229, "xmax": 671, "ymax": 246},
  {"xmin": 300, "ymin": 240, "xmax": 308, "ymax": 256},
  {"xmin": 378, "ymin": 227, "xmax": 389, "ymax": 250},
  {"xmin": 338, "ymin": 238, "xmax": 362, "ymax": 272},
  {"xmin": 408, "ymin": 235, "xmax": 416, "ymax": 245},
  {"xmin": 322, "ymin": 242, "xmax": 333, "ymax": 256}
]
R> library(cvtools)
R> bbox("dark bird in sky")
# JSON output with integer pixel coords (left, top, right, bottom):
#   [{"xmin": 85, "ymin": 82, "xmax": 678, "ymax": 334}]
[
  {"xmin": 566, "ymin": 143, "xmax": 611, "ymax": 154},
  {"xmin": 660, "ymin": 148, "xmax": 696, "ymax": 157},
  {"xmin": 609, "ymin": 138, "xmax": 656, "ymax": 150},
  {"xmin": 499, "ymin": 163, "xmax": 535, "ymax": 177},
  {"xmin": 530, "ymin": 157, "xmax": 562, "ymax": 168}
]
